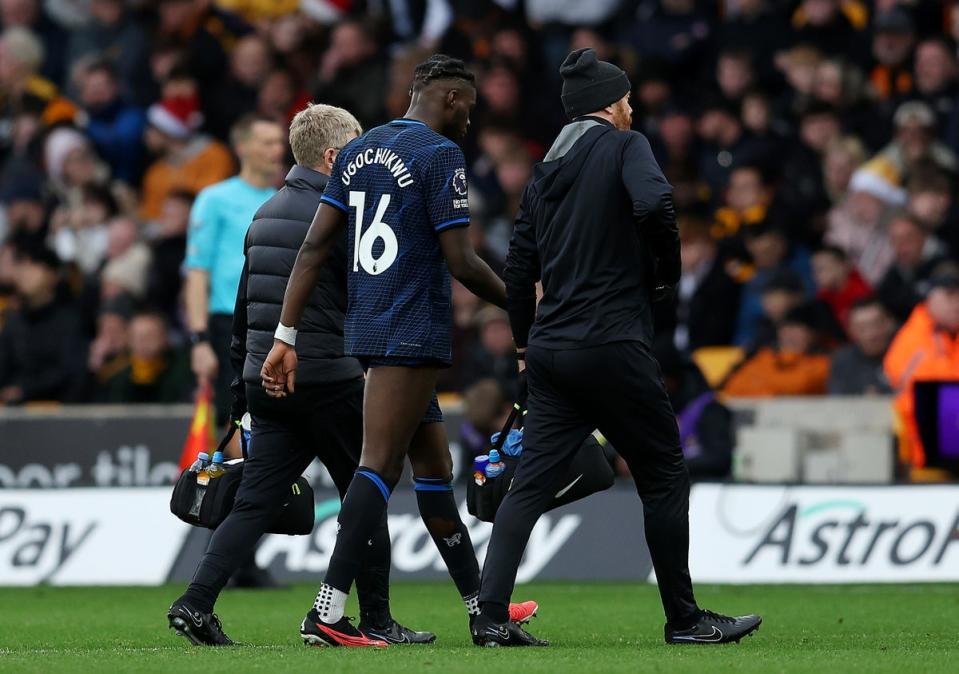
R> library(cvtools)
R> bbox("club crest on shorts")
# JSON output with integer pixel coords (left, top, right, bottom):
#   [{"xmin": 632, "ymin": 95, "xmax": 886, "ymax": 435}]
[{"xmin": 443, "ymin": 533, "xmax": 462, "ymax": 547}]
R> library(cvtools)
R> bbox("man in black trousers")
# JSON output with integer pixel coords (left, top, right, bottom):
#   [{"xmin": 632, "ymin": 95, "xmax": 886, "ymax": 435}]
[
  {"xmin": 167, "ymin": 103, "xmax": 432, "ymax": 647},
  {"xmin": 472, "ymin": 48, "xmax": 763, "ymax": 647}
]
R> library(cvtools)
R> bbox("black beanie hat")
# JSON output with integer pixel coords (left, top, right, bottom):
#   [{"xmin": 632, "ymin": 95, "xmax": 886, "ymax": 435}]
[{"xmin": 560, "ymin": 48, "xmax": 631, "ymax": 120}]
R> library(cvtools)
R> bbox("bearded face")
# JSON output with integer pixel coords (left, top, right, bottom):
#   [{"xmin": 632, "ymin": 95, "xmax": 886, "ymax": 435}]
[{"xmin": 609, "ymin": 93, "xmax": 633, "ymax": 131}]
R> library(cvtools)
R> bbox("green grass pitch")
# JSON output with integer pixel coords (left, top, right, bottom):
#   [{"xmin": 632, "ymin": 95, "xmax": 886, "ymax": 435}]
[{"xmin": 1, "ymin": 582, "xmax": 956, "ymax": 673}]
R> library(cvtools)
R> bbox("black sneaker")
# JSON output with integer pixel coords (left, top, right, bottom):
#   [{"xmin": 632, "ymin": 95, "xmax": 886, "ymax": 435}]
[
  {"xmin": 168, "ymin": 600, "xmax": 234, "ymax": 646},
  {"xmin": 471, "ymin": 614, "xmax": 549, "ymax": 647},
  {"xmin": 359, "ymin": 617, "xmax": 436, "ymax": 645},
  {"xmin": 300, "ymin": 609, "xmax": 389, "ymax": 648},
  {"xmin": 665, "ymin": 609, "xmax": 762, "ymax": 644}
]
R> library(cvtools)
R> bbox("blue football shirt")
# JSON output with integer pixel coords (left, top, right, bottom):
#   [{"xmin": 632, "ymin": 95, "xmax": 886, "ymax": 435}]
[{"xmin": 320, "ymin": 119, "xmax": 471, "ymax": 364}]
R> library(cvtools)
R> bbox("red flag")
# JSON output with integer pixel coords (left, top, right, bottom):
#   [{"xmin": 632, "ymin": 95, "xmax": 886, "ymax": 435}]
[{"xmin": 179, "ymin": 384, "xmax": 217, "ymax": 471}]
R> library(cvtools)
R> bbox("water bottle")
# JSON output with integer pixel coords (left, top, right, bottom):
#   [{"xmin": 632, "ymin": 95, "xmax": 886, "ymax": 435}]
[
  {"xmin": 188, "ymin": 452, "xmax": 210, "ymax": 473},
  {"xmin": 485, "ymin": 449, "xmax": 506, "ymax": 479},
  {"xmin": 473, "ymin": 454, "xmax": 489, "ymax": 485},
  {"xmin": 205, "ymin": 451, "xmax": 226, "ymax": 480},
  {"xmin": 189, "ymin": 452, "xmax": 211, "ymax": 517}
]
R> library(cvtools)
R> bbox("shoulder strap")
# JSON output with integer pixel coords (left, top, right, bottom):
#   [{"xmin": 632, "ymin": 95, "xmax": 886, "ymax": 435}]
[
  {"xmin": 492, "ymin": 377, "xmax": 529, "ymax": 451},
  {"xmin": 216, "ymin": 424, "xmax": 241, "ymax": 459},
  {"xmin": 492, "ymin": 403, "xmax": 523, "ymax": 451}
]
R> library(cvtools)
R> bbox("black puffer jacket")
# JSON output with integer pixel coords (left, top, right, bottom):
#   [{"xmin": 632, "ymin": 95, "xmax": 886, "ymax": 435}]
[{"xmin": 231, "ymin": 165, "xmax": 363, "ymax": 395}]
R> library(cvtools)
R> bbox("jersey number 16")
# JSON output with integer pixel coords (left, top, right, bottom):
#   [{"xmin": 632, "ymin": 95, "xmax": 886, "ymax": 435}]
[{"xmin": 349, "ymin": 191, "xmax": 398, "ymax": 275}]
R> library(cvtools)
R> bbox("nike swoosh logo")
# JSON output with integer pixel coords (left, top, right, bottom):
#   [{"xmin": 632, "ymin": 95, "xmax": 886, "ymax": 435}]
[
  {"xmin": 385, "ymin": 627, "xmax": 410, "ymax": 644},
  {"xmin": 555, "ymin": 474, "xmax": 583, "ymax": 498},
  {"xmin": 673, "ymin": 626, "xmax": 723, "ymax": 642},
  {"xmin": 190, "ymin": 612, "xmax": 204, "ymax": 628},
  {"xmin": 363, "ymin": 625, "xmax": 409, "ymax": 644}
]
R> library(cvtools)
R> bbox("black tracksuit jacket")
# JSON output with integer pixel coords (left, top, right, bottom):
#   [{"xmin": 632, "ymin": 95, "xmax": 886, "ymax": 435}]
[{"xmin": 504, "ymin": 116, "xmax": 680, "ymax": 350}]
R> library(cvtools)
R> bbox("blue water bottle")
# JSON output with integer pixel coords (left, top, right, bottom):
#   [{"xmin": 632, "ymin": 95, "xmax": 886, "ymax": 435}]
[
  {"xmin": 189, "ymin": 452, "xmax": 210, "ymax": 473},
  {"xmin": 189, "ymin": 452, "xmax": 211, "ymax": 517},
  {"xmin": 473, "ymin": 454, "xmax": 490, "ymax": 485},
  {"xmin": 485, "ymin": 449, "xmax": 506, "ymax": 478},
  {"xmin": 205, "ymin": 451, "xmax": 226, "ymax": 479}
]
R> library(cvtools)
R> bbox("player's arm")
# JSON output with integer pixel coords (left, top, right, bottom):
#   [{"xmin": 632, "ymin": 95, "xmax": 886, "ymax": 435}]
[
  {"xmin": 184, "ymin": 191, "xmax": 219, "ymax": 387},
  {"xmin": 503, "ymin": 183, "xmax": 539, "ymax": 350},
  {"xmin": 261, "ymin": 203, "xmax": 346, "ymax": 395},
  {"xmin": 439, "ymin": 228, "xmax": 507, "ymax": 309},
  {"xmin": 430, "ymin": 144, "xmax": 507, "ymax": 308},
  {"xmin": 622, "ymin": 133, "xmax": 680, "ymax": 289}
]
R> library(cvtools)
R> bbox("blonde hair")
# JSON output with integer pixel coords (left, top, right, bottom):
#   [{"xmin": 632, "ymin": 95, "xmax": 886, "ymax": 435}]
[
  {"xmin": 1, "ymin": 27, "xmax": 44, "ymax": 71},
  {"xmin": 825, "ymin": 135, "xmax": 867, "ymax": 167},
  {"xmin": 822, "ymin": 135, "xmax": 870, "ymax": 203},
  {"xmin": 289, "ymin": 103, "xmax": 363, "ymax": 169}
]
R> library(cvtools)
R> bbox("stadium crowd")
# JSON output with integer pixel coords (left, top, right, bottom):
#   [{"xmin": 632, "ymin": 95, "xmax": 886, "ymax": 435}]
[{"xmin": 1, "ymin": 0, "xmax": 958, "ymax": 476}]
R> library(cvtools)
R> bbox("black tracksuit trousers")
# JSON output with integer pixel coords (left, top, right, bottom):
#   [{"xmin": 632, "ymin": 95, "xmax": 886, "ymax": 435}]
[
  {"xmin": 479, "ymin": 341, "xmax": 699, "ymax": 625},
  {"xmin": 184, "ymin": 378, "xmax": 391, "ymax": 624}
]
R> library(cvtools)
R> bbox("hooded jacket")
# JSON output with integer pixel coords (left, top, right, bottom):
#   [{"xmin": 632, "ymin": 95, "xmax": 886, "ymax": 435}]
[{"xmin": 504, "ymin": 116, "xmax": 678, "ymax": 349}]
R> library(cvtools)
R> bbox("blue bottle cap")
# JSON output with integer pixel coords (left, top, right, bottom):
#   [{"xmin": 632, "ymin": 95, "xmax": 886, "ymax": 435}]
[
  {"xmin": 197, "ymin": 452, "xmax": 209, "ymax": 460},
  {"xmin": 488, "ymin": 449, "xmax": 500, "ymax": 462},
  {"xmin": 211, "ymin": 451, "xmax": 224, "ymax": 463}
]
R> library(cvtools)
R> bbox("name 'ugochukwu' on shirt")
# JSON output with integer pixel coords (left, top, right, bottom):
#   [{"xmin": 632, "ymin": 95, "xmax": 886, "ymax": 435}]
[{"xmin": 341, "ymin": 146, "xmax": 414, "ymax": 188}]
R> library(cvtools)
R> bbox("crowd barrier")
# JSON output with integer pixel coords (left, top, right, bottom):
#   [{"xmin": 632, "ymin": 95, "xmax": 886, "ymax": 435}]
[
  {"xmin": 0, "ymin": 405, "xmax": 193, "ymax": 489},
  {"xmin": 0, "ymin": 397, "xmax": 898, "ymax": 489}
]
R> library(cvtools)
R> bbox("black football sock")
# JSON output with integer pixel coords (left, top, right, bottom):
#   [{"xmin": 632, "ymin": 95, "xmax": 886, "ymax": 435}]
[
  {"xmin": 356, "ymin": 509, "xmax": 392, "ymax": 628},
  {"xmin": 321, "ymin": 467, "xmax": 394, "ymax": 613},
  {"xmin": 479, "ymin": 600, "xmax": 509, "ymax": 624},
  {"xmin": 414, "ymin": 477, "xmax": 481, "ymax": 614}
]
